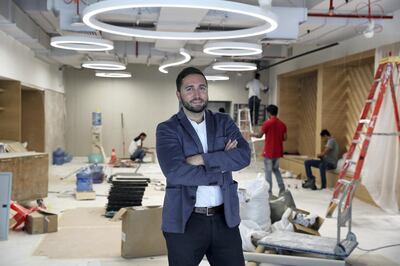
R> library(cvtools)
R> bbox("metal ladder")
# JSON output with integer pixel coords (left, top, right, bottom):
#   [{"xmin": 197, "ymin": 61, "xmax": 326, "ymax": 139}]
[
  {"xmin": 238, "ymin": 108, "xmax": 257, "ymax": 162},
  {"xmin": 326, "ymin": 56, "xmax": 400, "ymax": 217}
]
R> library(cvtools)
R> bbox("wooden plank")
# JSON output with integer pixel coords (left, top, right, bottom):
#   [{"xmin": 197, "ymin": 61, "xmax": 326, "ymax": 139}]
[
  {"xmin": 21, "ymin": 89, "xmax": 45, "ymax": 152},
  {"xmin": 0, "ymin": 80, "xmax": 21, "ymax": 141}
]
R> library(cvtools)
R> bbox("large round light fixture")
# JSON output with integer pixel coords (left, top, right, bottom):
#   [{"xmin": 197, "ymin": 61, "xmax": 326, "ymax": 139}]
[
  {"xmin": 159, "ymin": 48, "xmax": 191, "ymax": 74},
  {"xmin": 205, "ymin": 74, "xmax": 230, "ymax": 81},
  {"xmin": 212, "ymin": 62, "xmax": 257, "ymax": 71},
  {"xmin": 82, "ymin": 0, "xmax": 278, "ymax": 40},
  {"xmin": 82, "ymin": 60, "xmax": 126, "ymax": 70},
  {"xmin": 204, "ymin": 42, "xmax": 262, "ymax": 56},
  {"xmin": 95, "ymin": 71, "xmax": 132, "ymax": 78},
  {"xmin": 50, "ymin": 36, "xmax": 114, "ymax": 51}
]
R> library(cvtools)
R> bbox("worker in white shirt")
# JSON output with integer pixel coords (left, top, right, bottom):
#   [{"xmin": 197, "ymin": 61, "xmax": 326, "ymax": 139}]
[
  {"xmin": 245, "ymin": 72, "xmax": 266, "ymax": 126},
  {"xmin": 128, "ymin": 132, "xmax": 147, "ymax": 162}
]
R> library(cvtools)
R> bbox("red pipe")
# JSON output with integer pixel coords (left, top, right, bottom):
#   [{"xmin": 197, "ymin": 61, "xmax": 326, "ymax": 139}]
[{"xmin": 308, "ymin": 13, "xmax": 393, "ymax": 19}]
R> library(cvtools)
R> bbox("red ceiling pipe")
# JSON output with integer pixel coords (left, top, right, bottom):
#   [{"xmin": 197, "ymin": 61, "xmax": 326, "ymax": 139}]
[
  {"xmin": 308, "ymin": 13, "xmax": 393, "ymax": 19},
  {"xmin": 309, "ymin": 0, "xmax": 392, "ymax": 20}
]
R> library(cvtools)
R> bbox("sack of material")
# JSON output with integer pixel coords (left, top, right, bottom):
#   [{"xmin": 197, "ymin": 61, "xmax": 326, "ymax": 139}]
[{"xmin": 239, "ymin": 174, "xmax": 271, "ymax": 230}]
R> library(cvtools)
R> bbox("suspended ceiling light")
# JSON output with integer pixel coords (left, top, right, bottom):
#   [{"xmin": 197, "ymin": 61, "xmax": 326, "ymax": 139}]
[
  {"xmin": 159, "ymin": 48, "xmax": 191, "ymax": 74},
  {"xmin": 212, "ymin": 62, "xmax": 257, "ymax": 71},
  {"xmin": 205, "ymin": 74, "xmax": 230, "ymax": 81},
  {"xmin": 50, "ymin": 36, "xmax": 113, "ymax": 51},
  {"xmin": 82, "ymin": 60, "xmax": 126, "ymax": 70},
  {"xmin": 203, "ymin": 42, "xmax": 262, "ymax": 56},
  {"xmin": 95, "ymin": 71, "xmax": 132, "ymax": 78},
  {"xmin": 82, "ymin": 0, "xmax": 278, "ymax": 40},
  {"xmin": 363, "ymin": 20, "xmax": 375, "ymax": 38}
]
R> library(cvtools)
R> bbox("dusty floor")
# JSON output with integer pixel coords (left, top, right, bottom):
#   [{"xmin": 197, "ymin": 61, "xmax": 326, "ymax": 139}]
[{"xmin": 0, "ymin": 157, "xmax": 399, "ymax": 266}]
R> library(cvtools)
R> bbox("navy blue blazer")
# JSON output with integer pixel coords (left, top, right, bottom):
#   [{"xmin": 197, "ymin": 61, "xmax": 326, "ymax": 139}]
[{"xmin": 156, "ymin": 109, "xmax": 251, "ymax": 233}]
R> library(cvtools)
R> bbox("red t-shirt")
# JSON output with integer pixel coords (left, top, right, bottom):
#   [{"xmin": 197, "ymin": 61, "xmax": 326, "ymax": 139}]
[{"xmin": 261, "ymin": 116, "xmax": 287, "ymax": 158}]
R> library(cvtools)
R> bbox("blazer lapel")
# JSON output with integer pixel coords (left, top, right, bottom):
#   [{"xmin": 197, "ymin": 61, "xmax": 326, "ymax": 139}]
[
  {"xmin": 177, "ymin": 109, "xmax": 204, "ymax": 153},
  {"xmin": 205, "ymin": 109, "xmax": 215, "ymax": 152}
]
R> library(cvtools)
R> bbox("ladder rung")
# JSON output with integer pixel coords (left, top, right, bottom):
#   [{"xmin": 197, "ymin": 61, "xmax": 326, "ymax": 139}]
[
  {"xmin": 365, "ymin": 99, "xmax": 375, "ymax": 103},
  {"xmin": 338, "ymin": 179, "xmax": 352, "ymax": 185},
  {"xmin": 345, "ymin": 160, "xmax": 357, "ymax": 165},
  {"xmin": 374, "ymin": 78, "xmax": 381, "ymax": 82},
  {"xmin": 359, "ymin": 119, "xmax": 370, "ymax": 124},
  {"xmin": 352, "ymin": 140, "xmax": 361, "ymax": 144}
]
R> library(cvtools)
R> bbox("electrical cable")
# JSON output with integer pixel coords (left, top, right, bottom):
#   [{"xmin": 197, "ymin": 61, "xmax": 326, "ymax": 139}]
[{"xmin": 357, "ymin": 243, "xmax": 400, "ymax": 252}]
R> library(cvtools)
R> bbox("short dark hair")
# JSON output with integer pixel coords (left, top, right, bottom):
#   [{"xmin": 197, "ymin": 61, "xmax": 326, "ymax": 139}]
[
  {"xmin": 255, "ymin": 72, "xmax": 260, "ymax": 79},
  {"xmin": 266, "ymin": 104, "xmax": 278, "ymax": 116},
  {"xmin": 320, "ymin": 129, "xmax": 331, "ymax": 137},
  {"xmin": 176, "ymin": 67, "xmax": 207, "ymax": 91}
]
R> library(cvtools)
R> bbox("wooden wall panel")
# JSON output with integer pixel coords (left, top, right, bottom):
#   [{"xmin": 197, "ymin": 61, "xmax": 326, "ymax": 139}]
[
  {"xmin": 22, "ymin": 89, "xmax": 45, "ymax": 152},
  {"xmin": 322, "ymin": 67, "xmax": 349, "ymax": 156},
  {"xmin": 345, "ymin": 61, "xmax": 374, "ymax": 153},
  {"xmin": 278, "ymin": 77, "xmax": 300, "ymax": 153},
  {"xmin": 297, "ymin": 73, "xmax": 317, "ymax": 156},
  {"xmin": 0, "ymin": 80, "xmax": 21, "ymax": 141}
]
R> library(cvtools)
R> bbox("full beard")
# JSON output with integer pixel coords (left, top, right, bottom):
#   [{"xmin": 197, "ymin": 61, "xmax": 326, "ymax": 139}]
[{"xmin": 182, "ymin": 99, "xmax": 208, "ymax": 113}]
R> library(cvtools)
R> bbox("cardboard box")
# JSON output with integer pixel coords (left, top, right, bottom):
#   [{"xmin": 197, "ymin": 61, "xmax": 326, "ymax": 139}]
[
  {"xmin": 9, "ymin": 208, "xmax": 17, "ymax": 229},
  {"xmin": 118, "ymin": 206, "xmax": 167, "ymax": 258},
  {"xmin": 25, "ymin": 209, "xmax": 58, "ymax": 234},
  {"xmin": 289, "ymin": 208, "xmax": 324, "ymax": 236},
  {"xmin": 75, "ymin": 191, "xmax": 96, "ymax": 200}
]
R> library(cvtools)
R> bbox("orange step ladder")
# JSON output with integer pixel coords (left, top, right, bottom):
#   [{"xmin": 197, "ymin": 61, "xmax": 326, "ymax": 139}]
[{"xmin": 326, "ymin": 56, "xmax": 400, "ymax": 218}]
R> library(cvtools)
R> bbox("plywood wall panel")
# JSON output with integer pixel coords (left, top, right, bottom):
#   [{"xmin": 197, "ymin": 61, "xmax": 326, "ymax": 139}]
[
  {"xmin": 297, "ymin": 73, "xmax": 317, "ymax": 157},
  {"xmin": 0, "ymin": 80, "xmax": 21, "ymax": 141},
  {"xmin": 278, "ymin": 77, "xmax": 300, "ymax": 153}
]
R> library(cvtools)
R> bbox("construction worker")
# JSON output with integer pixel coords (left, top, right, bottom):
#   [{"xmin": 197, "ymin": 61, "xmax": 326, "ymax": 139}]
[
  {"xmin": 303, "ymin": 129, "xmax": 339, "ymax": 190},
  {"xmin": 251, "ymin": 104, "xmax": 287, "ymax": 197},
  {"xmin": 128, "ymin": 132, "xmax": 147, "ymax": 162},
  {"xmin": 245, "ymin": 72, "xmax": 264, "ymax": 126}
]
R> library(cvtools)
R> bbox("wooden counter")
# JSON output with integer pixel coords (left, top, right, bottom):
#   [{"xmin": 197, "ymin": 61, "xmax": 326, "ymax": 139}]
[{"xmin": 0, "ymin": 152, "xmax": 48, "ymax": 201}]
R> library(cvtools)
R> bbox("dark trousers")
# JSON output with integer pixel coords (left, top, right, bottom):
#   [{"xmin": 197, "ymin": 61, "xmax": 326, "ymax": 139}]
[
  {"xmin": 130, "ymin": 148, "xmax": 145, "ymax": 161},
  {"xmin": 304, "ymin": 159, "xmax": 335, "ymax": 188},
  {"xmin": 163, "ymin": 212, "xmax": 244, "ymax": 266},
  {"xmin": 248, "ymin": 96, "xmax": 260, "ymax": 126}
]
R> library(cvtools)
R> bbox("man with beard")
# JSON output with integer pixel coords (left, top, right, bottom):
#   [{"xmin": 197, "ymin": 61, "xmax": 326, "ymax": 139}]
[{"xmin": 156, "ymin": 67, "xmax": 251, "ymax": 266}]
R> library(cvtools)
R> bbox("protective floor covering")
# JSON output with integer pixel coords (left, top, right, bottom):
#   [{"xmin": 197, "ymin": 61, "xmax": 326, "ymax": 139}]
[{"xmin": 33, "ymin": 207, "xmax": 121, "ymax": 259}]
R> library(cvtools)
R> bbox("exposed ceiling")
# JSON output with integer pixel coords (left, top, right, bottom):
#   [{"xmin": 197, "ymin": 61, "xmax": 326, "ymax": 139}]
[{"xmin": 0, "ymin": 0, "xmax": 399, "ymax": 72}]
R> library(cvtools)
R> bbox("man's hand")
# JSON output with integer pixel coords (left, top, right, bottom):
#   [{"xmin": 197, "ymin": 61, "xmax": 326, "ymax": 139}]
[
  {"xmin": 186, "ymin": 154, "xmax": 204, "ymax": 166},
  {"xmin": 225, "ymin": 139, "xmax": 238, "ymax": 151}
]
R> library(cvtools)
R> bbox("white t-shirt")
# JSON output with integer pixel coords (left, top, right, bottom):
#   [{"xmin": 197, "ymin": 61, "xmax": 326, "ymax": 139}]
[
  {"xmin": 246, "ymin": 79, "xmax": 264, "ymax": 99},
  {"xmin": 188, "ymin": 116, "xmax": 223, "ymax": 207},
  {"xmin": 128, "ymin": 139, "xmax": 142, "ymax": 155}
]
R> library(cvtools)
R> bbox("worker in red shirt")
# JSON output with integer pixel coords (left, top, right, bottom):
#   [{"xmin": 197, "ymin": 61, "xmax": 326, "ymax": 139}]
[{"xmin": 251, "ymin": 104, "xmax": 287, "ymax": 197}]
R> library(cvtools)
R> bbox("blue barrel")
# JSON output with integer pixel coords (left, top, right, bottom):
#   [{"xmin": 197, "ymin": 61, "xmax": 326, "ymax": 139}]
[
  {"xmin": 76, "ymin": 169, "xmax": 93, "ymax": 192},
  {"xmin": 52, "ymin": 148, "xmax": 65, "ymax": 165},
  {"xmin": 90, "ymin": 164, "xmax": 104, "ymax": 184}
]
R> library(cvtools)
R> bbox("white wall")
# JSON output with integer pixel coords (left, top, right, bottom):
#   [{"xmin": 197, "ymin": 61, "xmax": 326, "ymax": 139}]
[
  {"xmin": 267, "ymin": 9, "xmax": 400, "ymax": 104},
  {"xmin": 65, "ymin": 65, "xmax": 258, "ymax": 156},
  {"xmin": 0, "ymin": 30, "xmax": 64, "ymax": 92}
]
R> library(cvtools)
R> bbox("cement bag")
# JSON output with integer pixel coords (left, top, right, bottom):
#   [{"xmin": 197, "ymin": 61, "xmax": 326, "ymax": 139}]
[
  {"xmin": 239, "ymin": 220, "xmax": 268, "ymax": 252},
  {"xmin": 239, "ymin": 174, "xmax": 271, "ymax": 230},
  {"xmin": 271, "ymin": 207, "xmax": 294, "ymax": 232}
]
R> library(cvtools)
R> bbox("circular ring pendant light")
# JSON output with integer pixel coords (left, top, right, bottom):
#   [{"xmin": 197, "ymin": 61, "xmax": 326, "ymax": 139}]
[
  {"xmin": 159, "ymin": 49, "xmax": 191, "ymax": 74},
  {"xmin": 96, "ymin": 71, "xmax": 132, "ymax": 78},
  {"xmin": 82, "ymin": 0, "xmax": 278, "ymax": 40},
  {"xmin": 212, "ymin": 62, "xmax": 257, "ymax": 71},
  {"xmin": 204, "ymin": 42, "xmax": 262, "ymax": 56},
  {"xmin": 50, "ymin": 36, "xmax": 114, "ymax": 51},
  {"xmin": 82, "ymin": 60, "xmax": 126, "ymax": 70},
  {"xmin": 205, "ymin": 74, "xmax": 230, "ymax": 81}
]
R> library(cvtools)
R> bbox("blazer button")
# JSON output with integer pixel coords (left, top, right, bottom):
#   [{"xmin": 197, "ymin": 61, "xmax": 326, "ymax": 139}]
[{"xmin": 191, "ymin": 196, "xmax": 196, "ymax": 200}]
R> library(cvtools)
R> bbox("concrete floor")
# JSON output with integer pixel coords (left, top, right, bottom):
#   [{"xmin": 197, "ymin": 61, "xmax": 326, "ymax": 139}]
[{"xmin": 0, "ymin": 157, "xmax": 399, "ymax": 266}]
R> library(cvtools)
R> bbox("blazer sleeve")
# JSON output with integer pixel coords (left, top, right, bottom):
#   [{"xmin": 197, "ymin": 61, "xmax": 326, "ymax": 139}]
[
  {"xmin": 156, "ymin": 122, "xmax": 224, "ymax": 187},
  {"xmin": 202, "ymin": 117, "xmax": 251, "ymax": 173}
]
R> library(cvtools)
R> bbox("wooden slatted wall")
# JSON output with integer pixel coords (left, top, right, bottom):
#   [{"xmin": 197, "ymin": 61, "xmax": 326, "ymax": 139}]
[{"xmin": 297, "ymin": 72, "xmax": 317, "ymax": 156}]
